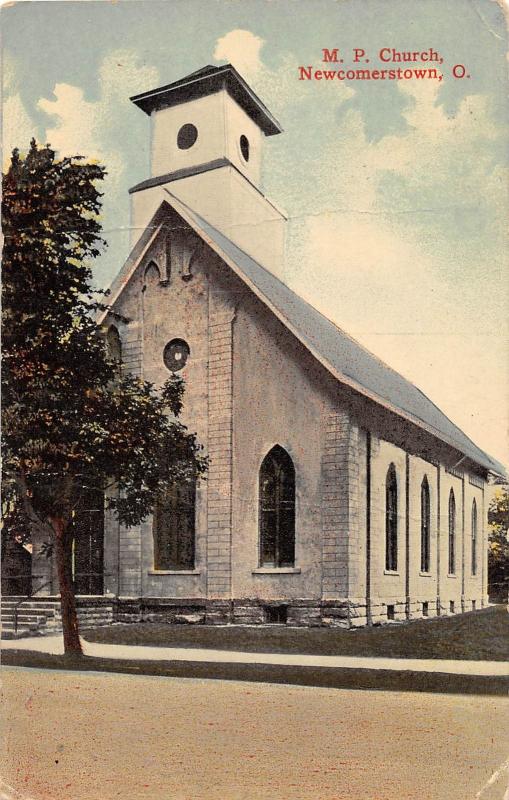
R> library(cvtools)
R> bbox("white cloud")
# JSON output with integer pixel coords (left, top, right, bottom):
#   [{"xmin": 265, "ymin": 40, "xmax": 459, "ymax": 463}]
[
  {"xmin": 3, "ymin": 94, "xmax": 37, "ymax": 165},
  {"xmin": 289, "ymin": 207, "xmax": 508, "ymax": 465},
  {"xmin": 3, "ymin": 52, "xmax": 39, "ymax": 164},
  {"xmin": 214, "ymin": 29, "xmax": 264, "ymax": 77},
  {"xmin": 32, "ymin": 49, "xmax": 160, "ymax": 284},
  {"xmin": 37, "ymin": 50, "xmax": 159, "ymax": 191},
  {"xmin": 287, "ymin": 75, "xmax": 508, "ymax": 304},
  {"xmin": 290, "ymin": 211, "xmax": 441, "ymax": 335},
  {"xmin": 214, "ymin": 30, "xmax": 354, "ymax": 119},
  {"xmin": 38, "ymin": 84, "xmax": 100, "ymax": 161}
]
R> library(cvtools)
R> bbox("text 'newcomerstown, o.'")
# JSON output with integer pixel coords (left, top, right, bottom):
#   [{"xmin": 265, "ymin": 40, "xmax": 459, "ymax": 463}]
[{"xmin": 299, "ymin": 48, "xmax": 472, "ymax": 83}]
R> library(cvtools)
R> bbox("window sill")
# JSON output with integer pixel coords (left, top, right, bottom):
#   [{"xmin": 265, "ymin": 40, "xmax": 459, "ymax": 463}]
[
  {"xmin": 148, "ymin": 569, "xmax": 201, "ymax": 576},
  {"xmin": 447, "ymin": 573, "xmax": 457, "ymax": 578},
  {"xmin": 383, "ymin": 570, "xmax": 400, "ymax": 576},
  {"xmin": 419, "ymin": 571, "xmax": 432, "ymax": 577},
  {"xmin": 252, "ymin": 567, "xmax": 301, "ymax": 575}
]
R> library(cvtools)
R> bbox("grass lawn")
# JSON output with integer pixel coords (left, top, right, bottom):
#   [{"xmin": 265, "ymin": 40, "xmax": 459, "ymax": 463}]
[{"xmin": 83, "ymin": 605, "xmax": 509, "ymax": 661}]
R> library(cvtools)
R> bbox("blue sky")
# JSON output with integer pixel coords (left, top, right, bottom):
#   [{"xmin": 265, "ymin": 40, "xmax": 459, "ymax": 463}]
[{"xmin": 3, "ymin": 0, "xmax": 508, "ymax": 467}]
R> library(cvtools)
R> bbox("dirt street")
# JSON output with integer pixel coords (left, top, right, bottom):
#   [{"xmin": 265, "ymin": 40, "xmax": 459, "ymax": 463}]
[{"xmin": 1, "ymin": 667, "xmax": 508, "ymax": 800}]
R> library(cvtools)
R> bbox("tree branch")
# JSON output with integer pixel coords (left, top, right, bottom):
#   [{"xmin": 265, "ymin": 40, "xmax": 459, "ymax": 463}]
[{"xmin": 14, "ymin": 468, "xmax": 54, "ymax": 540}]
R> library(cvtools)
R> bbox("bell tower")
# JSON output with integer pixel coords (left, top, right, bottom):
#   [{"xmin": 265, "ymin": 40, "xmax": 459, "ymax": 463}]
[{"xmin": 129, "ymin": 64, "xmax": 286, "ymax": 278}]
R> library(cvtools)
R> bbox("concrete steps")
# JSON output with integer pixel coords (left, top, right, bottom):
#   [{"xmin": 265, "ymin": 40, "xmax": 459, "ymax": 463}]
[
  {"xmin": 1, "ymin": 597, "xmax": 114, "ymax": 638},
  {"xmin": 1, "ymin": 599, "xmax": 59, "ymax": 639}
]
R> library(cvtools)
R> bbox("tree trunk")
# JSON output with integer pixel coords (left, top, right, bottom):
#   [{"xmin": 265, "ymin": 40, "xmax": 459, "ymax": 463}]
[{"xmin": 52, "ymin": 517, "xmax": 82, "ymax": 656}]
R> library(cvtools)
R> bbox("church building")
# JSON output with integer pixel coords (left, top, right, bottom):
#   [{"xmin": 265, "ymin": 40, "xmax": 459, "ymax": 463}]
[{"xmin": 39, "ymin": 64, "xmax": 509, "ymax": 627}]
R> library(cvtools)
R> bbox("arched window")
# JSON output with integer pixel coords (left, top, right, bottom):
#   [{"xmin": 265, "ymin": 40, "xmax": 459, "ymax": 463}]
[
  {"xmin": 144, "ymin": 260, "xmax": 160, "ymax": 288},
  {"xmin": 259, "ymin": 445, "xmax": 295, "ymax": 568},
  {"xmin": 106, "ymin": 325, "xmax": 122, "ymax": 380},
  {"xmin": 72, "ymin": 486, "xmax": 105, "ymax": 595},
  {"xmin": 420, "ymin": 476, "xmax": 431, "ymax": 573},
  {"xmin": 153, "ymin": 479, "xmax": 196, "ymax": 570},
  {"xmin": 385, "ymin": 464, "xmax": 398, "ymax": 571},
  {"xmin": 448, "ymin": 489, "xmax": 456, "ymax": 575},
  {"xmin": 106, "ymin": 325, "xmax": 122, "ymax": 362},
  {"xmin": 471, "ymin": 499, "xmax": 478, "ymax": 576}
]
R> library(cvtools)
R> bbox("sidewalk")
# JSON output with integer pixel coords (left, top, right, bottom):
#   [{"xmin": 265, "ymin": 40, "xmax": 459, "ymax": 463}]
[{"xmin": 2, "ymin": 635, "xmax": 508, "ymax": 677}]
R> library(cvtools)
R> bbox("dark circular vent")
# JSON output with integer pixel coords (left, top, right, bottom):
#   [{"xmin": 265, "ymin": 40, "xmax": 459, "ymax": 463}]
[
  {"xmin": 163, "ymin": 339, "xmax": 190, "ymax": 372},
  {"xmin": 177, "ymin": 124, "xmax": 198, "ymax": 150},
  {"xmin": 240, "ymin": 135, "xmax": 250, "ymax": 162}
]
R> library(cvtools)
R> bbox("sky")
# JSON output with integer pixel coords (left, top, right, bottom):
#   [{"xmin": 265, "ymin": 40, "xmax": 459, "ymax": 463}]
[{"xmin": 3, "ymin": 0, "xmax": 508, "ymax": 469}]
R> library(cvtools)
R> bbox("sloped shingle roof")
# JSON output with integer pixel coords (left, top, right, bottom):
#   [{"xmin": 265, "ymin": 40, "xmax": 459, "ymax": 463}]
[{"xmin": 105, "ymin": 193, "xmax": 506, "ymax": 477}]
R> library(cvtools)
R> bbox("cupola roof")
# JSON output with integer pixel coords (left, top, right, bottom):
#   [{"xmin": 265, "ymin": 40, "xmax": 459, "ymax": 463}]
[{"xmin": 130, "ymin": 63, "xmax": 282, "ymax": 136}]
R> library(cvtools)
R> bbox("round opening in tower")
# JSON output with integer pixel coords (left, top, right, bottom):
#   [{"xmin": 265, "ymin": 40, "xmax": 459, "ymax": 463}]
[
  {"xmin": 240, "ymin": 134, "xmax": 250, "ymax": 162},
  {"xmin": 177, "ymin": 124, "xmax": 198, "ymax": 150},
  {"xmin": 163, "ymin": 339, "xmax": 190, "ymax": 372}
]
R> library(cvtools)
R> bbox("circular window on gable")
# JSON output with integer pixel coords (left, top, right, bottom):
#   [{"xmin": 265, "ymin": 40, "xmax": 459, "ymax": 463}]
[
  {"xmin": 177, "ymin": 124, "xmax": 198, "ymax": 150},
  {"xmin": 239, "ymin": 134, "xmax": 250, "ymax": 162},
  {"xmin": 163, "ymin": 339, "xmax": 190, "ymax": 372}
]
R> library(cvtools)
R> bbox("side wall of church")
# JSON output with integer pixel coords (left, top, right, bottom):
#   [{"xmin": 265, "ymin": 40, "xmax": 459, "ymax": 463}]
[{"xmin": 368, "ymin": 433, "xmax": 486, "ymax": 623}]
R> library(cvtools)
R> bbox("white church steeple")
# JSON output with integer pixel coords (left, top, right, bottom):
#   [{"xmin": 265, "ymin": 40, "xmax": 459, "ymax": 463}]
[{"xmin": 129, "ymin": 64, "xmax": 287, "ymax": 279}]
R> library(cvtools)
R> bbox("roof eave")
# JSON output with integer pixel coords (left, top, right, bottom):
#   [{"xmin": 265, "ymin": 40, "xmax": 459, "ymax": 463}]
[{"xmin": 129, "ymin": 64, "xmax": 283, "ymax": 136}]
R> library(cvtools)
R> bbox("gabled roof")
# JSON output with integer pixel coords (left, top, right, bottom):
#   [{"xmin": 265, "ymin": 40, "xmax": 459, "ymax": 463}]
[
  {"xmin": 102, "ymin": 194, "xmax": 506, "ymax": 478},
  {"xmin": 130, "ymin": 63, "xmax": 282, "ymax": 136}
]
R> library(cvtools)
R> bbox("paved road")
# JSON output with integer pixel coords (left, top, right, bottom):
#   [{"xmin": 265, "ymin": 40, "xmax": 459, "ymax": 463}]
[{"xmin": 1, "ymin": 667, "xmax": 508, "ymax": 800}]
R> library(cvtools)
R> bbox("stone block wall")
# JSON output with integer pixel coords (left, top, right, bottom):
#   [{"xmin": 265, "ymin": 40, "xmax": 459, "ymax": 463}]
[
  {"xmin": 321, "ymin": 410, "xmax": 351, "ymax": 600},
  {"xmin": 368, "ymin": 437, "xmax": 407, "ymax": 624},
  {"xmin": 319, "ymin": 410, "xmax": 368, "ymax": 626},
  {"xmin": 206, "ymin": 294, "xmax": 235, "ymax": 601}
]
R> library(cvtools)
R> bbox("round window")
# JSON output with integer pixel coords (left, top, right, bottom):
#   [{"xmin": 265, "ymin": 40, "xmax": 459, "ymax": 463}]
[
  {"xmin": 163, "ymin": 339, "xmax": 190, "ymax": 372},
  {"xmin": 177, "ymin": 124, "xmax": 198, "ymax": 150},
  {"xmin": 240, "ymin": 135, "xmax": 250, "ymax": 162}
]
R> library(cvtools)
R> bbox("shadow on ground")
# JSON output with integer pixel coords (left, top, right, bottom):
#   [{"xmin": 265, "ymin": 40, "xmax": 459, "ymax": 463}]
[{"xmin": 3, "ymin": 650, "xmax": 508, "ymax": 696}]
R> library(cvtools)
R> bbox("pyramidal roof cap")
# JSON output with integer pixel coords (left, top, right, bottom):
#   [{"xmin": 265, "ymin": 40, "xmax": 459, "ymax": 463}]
[{"xmin": 130, "ymin": 63, "xmax": 283, "ymax": 136}]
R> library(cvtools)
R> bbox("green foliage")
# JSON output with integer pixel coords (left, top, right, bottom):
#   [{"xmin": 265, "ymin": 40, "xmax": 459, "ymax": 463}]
[
  {"xmin": 2, "ymin": 140, "xmax": 207, "ymax": 533},
  {"xmin": 488, "ymin": 487, "xmax": 509, "ymax": 600}
]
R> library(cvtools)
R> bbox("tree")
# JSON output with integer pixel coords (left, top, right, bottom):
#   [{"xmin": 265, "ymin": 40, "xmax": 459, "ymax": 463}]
[
  {"xmin": 488, "ymin": 486, "xmax": 509, "ymax": 602},
  {"xmin": 2, "ymin": 141, "xmax": 207, "ymax": 655}
]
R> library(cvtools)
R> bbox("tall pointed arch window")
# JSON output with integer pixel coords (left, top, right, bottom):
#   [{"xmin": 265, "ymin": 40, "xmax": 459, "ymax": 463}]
[
  {"xmin": 385, "ymin": 464, "xmax": 398, "ymax": 571},
  {"xmin": 471, "ymin": 499, "xmax": 478, "ymax": 576},
  {"xmin": 420, "ymin": 476, "xmax": 431, "ymax": 573},
  {"xmin": 153, "ymin": 479, "xmax": 196, "ymax": 571},
  {"xmin": 259, "ymin": 446, "xmax": 295, "ymax": 568},
  {"xmin": 106, "ymin": 325, "xmax": 122, "ymax": 380},
  {"xmin": 448, "ymin": 489, "xmax": 456, "ymax": 575},
  {"xmin": 144, "ymin": 260, "xmax": 160, "ymax": 288}
]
